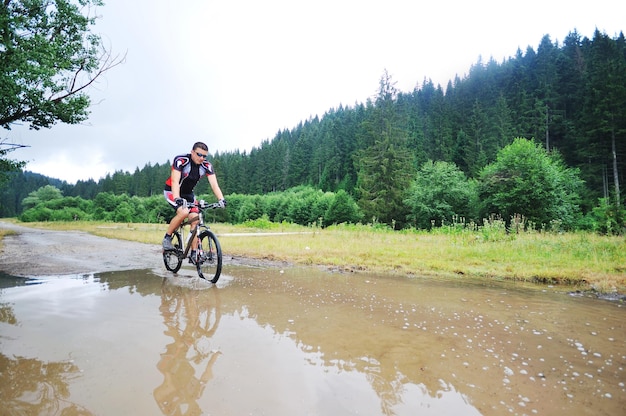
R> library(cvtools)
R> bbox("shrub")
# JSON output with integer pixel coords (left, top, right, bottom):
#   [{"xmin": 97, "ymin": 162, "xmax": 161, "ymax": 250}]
[
  {"xmin": 19, "ymin": 206, "xmax": 54, "ymax": 222},
  {"xmin": 404, "ymin": 160, "xmax": 477, "ymax": 229},
  {"xmin": 324, "ymin": 190, "xmax": 363, "ymax": 225},
  {"xmin": 478, "ymin": 138, "xmax": 584, "ymax": 230}
]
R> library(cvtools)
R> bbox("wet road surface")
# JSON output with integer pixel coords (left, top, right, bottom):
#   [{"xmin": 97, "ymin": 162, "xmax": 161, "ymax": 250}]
[{"xmin": 0, "ymin": 264, "xmax": 624, "ymax": 415}]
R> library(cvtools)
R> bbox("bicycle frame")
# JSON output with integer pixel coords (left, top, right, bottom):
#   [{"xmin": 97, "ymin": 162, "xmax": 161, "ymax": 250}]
[
  {"xmin": 163, "ymin": 201, "xmax": 223, "ymax": 282},
  {"xmin": 177, "ymin": 212, "xmax": 208, "ymax": 258}
]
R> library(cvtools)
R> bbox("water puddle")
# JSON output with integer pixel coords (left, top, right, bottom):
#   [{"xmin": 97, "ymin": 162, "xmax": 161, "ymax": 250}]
[{"xmin": 0, "ymin": 266, "xmax": 624, "ymax": 415}]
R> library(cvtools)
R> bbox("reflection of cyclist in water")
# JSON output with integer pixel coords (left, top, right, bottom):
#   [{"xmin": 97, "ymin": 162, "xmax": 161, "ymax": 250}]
[{"xmin": 154, "ymin": 283, "xmax": 222, "ymax": 415}]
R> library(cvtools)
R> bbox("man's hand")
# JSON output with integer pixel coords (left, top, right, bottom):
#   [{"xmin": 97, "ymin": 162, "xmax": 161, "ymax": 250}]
[
  {"xmin": 175, "ymin": 198, "xmax": 186, "ymax": 208},
  {"xmin": 218, "ymin": 199, "xmax": 227, "ymax": 208}
]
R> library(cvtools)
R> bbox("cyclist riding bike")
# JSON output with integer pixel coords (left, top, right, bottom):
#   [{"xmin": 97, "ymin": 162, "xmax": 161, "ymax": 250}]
[{"xmin": 162, "ymin": 141, "xmax": 226, "ymax": 262}]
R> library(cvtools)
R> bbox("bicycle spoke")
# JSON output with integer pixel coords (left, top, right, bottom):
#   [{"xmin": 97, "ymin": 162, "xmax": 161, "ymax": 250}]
[
  {"xmin": 197, "ymin": 230, "xmax": 222, "ymax": 283},
  {"xmin": 162, "ymin": 232, "xmax": 183, "ymax": 273}
]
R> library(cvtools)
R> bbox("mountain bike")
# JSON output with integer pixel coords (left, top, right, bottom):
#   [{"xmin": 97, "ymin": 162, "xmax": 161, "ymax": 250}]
[{"xmin": 162, "ymin": 200, "xmax": 223, "ymax": 283}]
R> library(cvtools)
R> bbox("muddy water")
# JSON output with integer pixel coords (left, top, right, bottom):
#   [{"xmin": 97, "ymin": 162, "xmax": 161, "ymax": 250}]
[{"xmin": 0, "ymin": 265, "xmax": 624, "ymax": 416}]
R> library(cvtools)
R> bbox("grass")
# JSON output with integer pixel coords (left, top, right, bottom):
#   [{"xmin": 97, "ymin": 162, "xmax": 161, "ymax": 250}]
[{"xmin": 2, "ymin": 218, "xmax": 625, "ymax": 293}]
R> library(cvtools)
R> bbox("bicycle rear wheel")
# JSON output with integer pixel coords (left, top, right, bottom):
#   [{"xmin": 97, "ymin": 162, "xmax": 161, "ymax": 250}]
[
  {"xmin": 163, "ymin": 231, "xmax": 183, "ymax": 273},
  {"xmin": 197, "ymin": 230, "xmax": 222, "ymax": 283}
]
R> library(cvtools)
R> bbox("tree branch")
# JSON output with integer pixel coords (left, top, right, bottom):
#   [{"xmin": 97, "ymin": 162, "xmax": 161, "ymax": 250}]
[
  {"xmin": 50, "ymin": 48, "xmax": 127, "ymax": 104},
  {"xmin": 0, "ymin": 139, "xmax": 29, "ymax": 158},
  {"xmin": 1, "ymin": 47, "xmax": 126, "ymax": 128}
]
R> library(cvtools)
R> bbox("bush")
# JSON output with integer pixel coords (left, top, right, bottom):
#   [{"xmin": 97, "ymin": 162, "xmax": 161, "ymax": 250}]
[
  {"xmin": 590, "ymin": 198, "xmax": 626, "ymax": 235},
  {"xmin": 20, "ymin": 206, "xmax": 54, "ymax": 222},
  {"xmin": 113, "ymin": 201, "xmax": 134, "ymax": 223},
  {"xmin": 15, "ymin": 186, "xmax": 365, "ymax": 228},
  {"xmin": 285, "ymin": 196, "xmax": 311, "ymax": 225},
  {"xmin": 21, "ymin": 185, "xmax": 63, "ymax": 210},
  {"xmin": 145, "ymin": 195, "xmax": 172, "ymax": 223},
  {"xmin": 265, "ymin": 193, "xmax": 288, "ymax": 223},
  {"xmin": 237, "ymin": 196, "xmax": 264, "ymax": 222},
  {"xmin": 50, "ymin": 207, "xmax": 91, "ymax": 221},
  {"xmin": 478, "ymin": 138, "xmax": 584, "ymax": 230},
  {"xmin": 404, "ymin": 160, "xmax": 478, "ymax": 229},
  {"xmin": 324, "ymin": 190, "xmax": 363, "ymax": 225}
]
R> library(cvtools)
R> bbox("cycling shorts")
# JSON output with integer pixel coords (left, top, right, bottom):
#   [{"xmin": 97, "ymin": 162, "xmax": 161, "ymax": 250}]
[{"xmin": 163, "ymin": 191, "xmax": 199, "ymax": 213}]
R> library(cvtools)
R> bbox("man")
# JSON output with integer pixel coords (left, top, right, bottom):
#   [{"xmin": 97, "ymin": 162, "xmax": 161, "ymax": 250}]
[{"xmin": 162, "ymin": 142, "xmax": 226, "ymax": 257}]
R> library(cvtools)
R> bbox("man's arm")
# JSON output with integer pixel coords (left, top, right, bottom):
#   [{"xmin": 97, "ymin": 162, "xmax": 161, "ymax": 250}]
[
  {"xmin": 170, "ymin": 169, "xmax": 182, "ymax": 199},
  {"xmin": 208, "ymin": 174, "xmax": 224, "ymax": 200}
]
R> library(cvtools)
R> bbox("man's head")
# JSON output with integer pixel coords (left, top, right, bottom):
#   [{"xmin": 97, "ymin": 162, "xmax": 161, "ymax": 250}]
[{"xmin": 191, "ymin": 142, "xmax": 209, "ymax": 164}]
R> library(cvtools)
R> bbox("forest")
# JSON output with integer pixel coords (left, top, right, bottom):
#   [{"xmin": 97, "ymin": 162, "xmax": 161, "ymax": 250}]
[{"xmin": 1, "ymin": 29, "xmax": 625, "ymax": 233}]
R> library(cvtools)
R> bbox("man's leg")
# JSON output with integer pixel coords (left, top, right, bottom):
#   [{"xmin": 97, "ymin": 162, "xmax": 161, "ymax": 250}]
[
  {"xmin": 163, "ymin": 207, "xmax": 189, "ymax": 249},
  {"xmin": 187, "ymin": 215, "xmax": 201, "ymax": 264},
  {"xmin": 189, "ymin": 216, "xmax": 199, "ymax": 250},
  {"xmin": 166, "ymin": 208, "xmax": 188, "ymax": 235}
]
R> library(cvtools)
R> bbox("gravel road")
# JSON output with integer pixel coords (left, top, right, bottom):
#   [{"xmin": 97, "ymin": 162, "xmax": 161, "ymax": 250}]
[
  {"xmin": 0, "ymin": 221, "xmax": 290, "ymax": 277},
  {"xmin": 0, "ymin": 221, "xmax": 161, "ymax": 276}
]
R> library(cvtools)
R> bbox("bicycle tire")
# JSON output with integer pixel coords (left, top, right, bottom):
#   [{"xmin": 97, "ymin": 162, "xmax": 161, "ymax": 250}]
[
  {"xmin": 163, "ymin": 231, "xmax": 183, "ymax": 273},
  {"xmin": 196, "ymin": 230, "xmax": 222, "ymax": 283}
]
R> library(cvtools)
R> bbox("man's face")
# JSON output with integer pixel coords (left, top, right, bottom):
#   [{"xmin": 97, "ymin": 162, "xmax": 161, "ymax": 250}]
[{"xmin": 191, "ymin": 147, "xmax": 208, "ymax": 164}]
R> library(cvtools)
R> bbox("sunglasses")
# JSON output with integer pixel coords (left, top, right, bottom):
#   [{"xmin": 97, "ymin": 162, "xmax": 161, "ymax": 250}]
[{"xmin": 195, "ymin": 152, "xmax": 208, "ymax": 159}]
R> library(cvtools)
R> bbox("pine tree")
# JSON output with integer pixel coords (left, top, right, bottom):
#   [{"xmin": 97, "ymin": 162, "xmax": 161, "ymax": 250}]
[
  {"xmin": 582, "ymin": 30, "xmax": 626, "ymax": 207},
  {"xmin": 355, "ymin": 70, "xmax": 415, "ymax": 228}
]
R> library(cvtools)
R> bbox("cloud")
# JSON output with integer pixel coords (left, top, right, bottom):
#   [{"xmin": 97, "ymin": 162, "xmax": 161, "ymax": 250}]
[{"xmin": 5, "ymin": 0, "xmax": 625, "ymax": 183}]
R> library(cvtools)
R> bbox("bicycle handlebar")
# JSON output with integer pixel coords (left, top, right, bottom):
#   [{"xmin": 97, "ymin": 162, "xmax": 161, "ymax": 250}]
[
  {"xmin": 196, "ymin": 200, "xmax": 223, "ymax": 210},
  {"xmin": 177, "ymin": 199, "xmax": 224, "ymax": 210}
]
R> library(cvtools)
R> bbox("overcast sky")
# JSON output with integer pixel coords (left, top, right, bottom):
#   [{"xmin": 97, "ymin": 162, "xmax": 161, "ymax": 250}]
[{"xmin": 5, "ymin": 0, "xmax": 625, "ymax": 184}]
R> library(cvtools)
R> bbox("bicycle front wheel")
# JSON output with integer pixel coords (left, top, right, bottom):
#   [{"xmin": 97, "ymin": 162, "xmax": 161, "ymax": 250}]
[
  {"xmin": 163, "ymin": 231, "xmax": 183, "ymax": 273},
  {"xmin": 197, "ymin": 230, "xmax": 222, "ymax": 283}
]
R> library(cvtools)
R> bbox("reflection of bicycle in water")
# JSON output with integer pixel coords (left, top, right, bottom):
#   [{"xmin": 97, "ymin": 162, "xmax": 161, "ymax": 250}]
[
  {"xmin": 162, "ymin": 201, "xmax": 223, "ymax": 283},
  {"xmin": 154, "ymin": 282, "xmax": 222, "ymax": 415}
]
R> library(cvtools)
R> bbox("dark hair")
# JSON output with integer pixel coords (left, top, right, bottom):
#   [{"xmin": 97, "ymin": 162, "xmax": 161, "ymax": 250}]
[{"xmin": 192, "ymin": 142, "xmax": 208, "ymax": 151}]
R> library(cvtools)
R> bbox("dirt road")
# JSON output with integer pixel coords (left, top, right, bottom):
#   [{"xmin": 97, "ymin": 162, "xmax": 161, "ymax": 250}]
[
  {"xmin": 0, "ymin": 221, "xmax": 161, "ymax": 276},
  {"xmin": 0, "ymin": 221, "xmax": 288, "ymax": 277}
]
